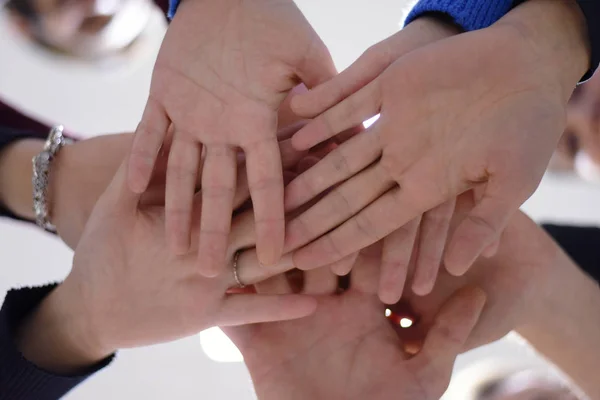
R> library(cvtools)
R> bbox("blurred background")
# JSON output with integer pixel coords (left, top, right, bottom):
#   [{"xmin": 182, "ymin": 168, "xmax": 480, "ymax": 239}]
[{"xmin": 0, "ymin": 0, "xmax": 597, "ymax": 398}]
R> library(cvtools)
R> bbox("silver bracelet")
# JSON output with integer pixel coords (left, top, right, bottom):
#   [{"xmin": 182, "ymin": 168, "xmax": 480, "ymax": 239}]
[{"xmin": 32, "ymin": 125, "xmax": 73, "ymax": 232}]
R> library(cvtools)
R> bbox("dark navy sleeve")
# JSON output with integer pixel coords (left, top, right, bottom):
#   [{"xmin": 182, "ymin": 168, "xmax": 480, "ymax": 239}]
[
  {"xmin": 0, "ymin": 285, "xmax": 113, "ymax": 400},
  {"xmin": 543, "ymin": 224, "xmax": 600, "ymax": 285}
]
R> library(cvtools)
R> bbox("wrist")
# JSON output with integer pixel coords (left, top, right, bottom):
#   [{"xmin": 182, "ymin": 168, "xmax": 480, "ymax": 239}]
[
  {"xmin": 494, "ymin": 0, "xmax": 589, "ymax": 101},
  {"xmin": 15, "ymin": 281, "xmax": 113, "ymax": 375},
  {"xmin": 0, "ymin": 139, "xmax": 44, "ymax": 220}
]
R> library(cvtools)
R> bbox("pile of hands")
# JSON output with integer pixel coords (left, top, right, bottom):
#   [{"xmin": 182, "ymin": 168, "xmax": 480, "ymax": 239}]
[{"xmin": 21, "ymin": 0, "xmax": 594, "ymax": 398}]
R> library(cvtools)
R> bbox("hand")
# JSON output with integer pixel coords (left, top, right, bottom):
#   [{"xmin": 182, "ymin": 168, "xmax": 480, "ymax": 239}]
[
  {"xmin": 224, "ymin": 255, "xmax": 486, "ymax": 400},
  {"xmin": 283, "ymin": 0, "xmax": 588, "ymax": 297},
  {"xmin": 127, "ymin": 0, "xmax": 336, "ymax": 276},
  {"xmin": 49, "ymin": 88, "xmax": 309, "ymax": 250},
  {"xmin": 385, "ymin": 193, "xmax": 561, "ymax": 351},
  {"xmin": 33, "ymin": 158, "xmax": 317, "ymax": 368},
  {"xmin": 283, "ymin": 16, "xmax": 460, "ymax": 304}
]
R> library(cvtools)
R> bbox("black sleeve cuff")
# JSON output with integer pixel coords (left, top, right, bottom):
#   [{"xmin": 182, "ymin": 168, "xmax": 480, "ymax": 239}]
[
  {"xmin": 0, "ymin": 285, "xmax": 113, "ymax": 400},
  {"xmin": 576, "ymin": 0, "xmax": 600, "ymax": 81},
  {"xmin": 542, "ymin": 224, "xmax": 600, "ymax": 285}
]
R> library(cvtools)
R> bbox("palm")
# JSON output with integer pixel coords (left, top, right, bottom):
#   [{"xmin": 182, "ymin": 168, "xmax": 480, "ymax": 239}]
[{"xmin": 225, "ymin": 281, "xmax": 468, "ymax": 400}]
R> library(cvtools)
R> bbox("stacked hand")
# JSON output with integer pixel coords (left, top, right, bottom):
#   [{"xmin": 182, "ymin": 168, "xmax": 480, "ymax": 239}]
[
  {"xmin": 282, "ymin": 0, "xmax": 588, "ymax": 305},
  {"xmin": 127, "ymin": 0, "xmax": 336, "ymax": 277}
]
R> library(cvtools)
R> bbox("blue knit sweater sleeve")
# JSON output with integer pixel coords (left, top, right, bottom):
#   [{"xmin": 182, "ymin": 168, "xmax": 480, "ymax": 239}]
[
  {"xmin": 167, "ymin": 0, "xmax": 178, "ymax": 19},
  {"xmin": 405, "ymin": 0, "xmax": 512, "ymax": 31}
]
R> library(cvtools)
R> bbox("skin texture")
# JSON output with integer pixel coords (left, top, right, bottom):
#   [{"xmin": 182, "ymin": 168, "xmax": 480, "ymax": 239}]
[
  {"xmin": 14, "ymin": 154, "xmax": 317, "ymax": 375},
  {"xmin": 224, "ymin": 268, "xmax": 486, "ymax": 400},
  {"xmin": 126, "ymin": 0, "xmax": 337, "ymax": 277},
  {"xmin": 282, "ymin": 0, "xmax": 589, "ymax": 304}
]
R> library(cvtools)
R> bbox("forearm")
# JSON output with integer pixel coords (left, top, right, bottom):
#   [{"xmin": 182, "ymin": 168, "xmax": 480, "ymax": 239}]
[
  {"xmin": 0, "ymin": 139, "xmax": 44, "ymax": 220},
  {"xmin": 517, "ymin": 251, "xmax": 600, "ymax": 399},
  {"xmin": 495, "ymin": 0, "xmax": 590, "ymax": 101}
]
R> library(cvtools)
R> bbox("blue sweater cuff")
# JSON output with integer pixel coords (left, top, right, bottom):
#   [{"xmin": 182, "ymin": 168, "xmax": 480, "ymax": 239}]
[
  {"xmin": 167, "ymin": 0, "xmax": 180, "ymax": 19},
  {"xmin": 405, "ymin": 0, "xmax": 512, "ymax": 31}
]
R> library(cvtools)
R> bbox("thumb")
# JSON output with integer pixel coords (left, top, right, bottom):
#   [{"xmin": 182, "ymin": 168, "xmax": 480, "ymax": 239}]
[
  {"xmin": 412, "ymin": 286, "xmax": 486, "ymax": 369},
  {"xmin": 444, "ymin": 190, "xmax": 516, "ymax": 276}
]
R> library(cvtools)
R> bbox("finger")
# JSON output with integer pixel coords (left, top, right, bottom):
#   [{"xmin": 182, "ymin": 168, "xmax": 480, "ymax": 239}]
[
  {"xmin": 329, "ymin": 252, "xmax": 359, "ymax": 276},
  {"xmin": 292, "ymin": 185, "xmax": 420, "ymax": 270},
  {"xmin": 198, "ymin": 145, "xmax": 237, "ymax": 277},
  {"xmin": 302, "ymin": 267, "xmax": 338, "ymax": 295},
  {"xmin": 350, "ymin": 244, "xmax": 383, "ymax": 295},
  {"xmin": 232, "ymin": 139, "xmax": 305, "ymax": 211},
  {"xmin": 412, "ymin": 287, "xmax": 486, "ymax": 369},
  {"xmin": 279, "ymin": 138, "xmax": 308, "ymax": 169},
  {"xmin": 245, "ymin": 138, "xmax": 285, "ymax": 266},
  {"xmin": 481, "ymin": 238, "xmax": 500, "ymax": 258},
  {"xmin": 444, "ymin": 190, "xmax": 515, "ymax": 276},
  {"xmin": 378, "ymin": 217, "xmax": 421, "ymax": 305},
  {"xmin": 101, "ymin": 156, "xmax": 142, "ymax": 212},
  {"xmin": 231, "ymin": 249, "xmax": 296, "ymax": 289},
  {"xmin": 128, "ymin": 98, "xmax": 170, "ymax": 193},
  {"xmin": 291, "ymin": 44, "xmax": 391, "ymax": 118},
  {"xmin": 254, "ymin": 274, "xmax": 293, "ymax": 295},
  {"xmin": 165, "ymin": 136, "xmax": 201, "ymax": 254},
  {"xmin": 284, "ymin": 131, "xmax": 381, "ymax": 211},
  {"xmin": 217, "ymin": 294, "xmax": 317, "ymax": 327},
  {"xmin": 291, "ymin": 80, "xmax": 381, "ymax": 151},
  {"xmin": 285, "ymin": 163, "xmax": 394, "ymax": 252},
  {"xmin": 412, "ymin": 199, "xmax": 456, "ymax": 296}
]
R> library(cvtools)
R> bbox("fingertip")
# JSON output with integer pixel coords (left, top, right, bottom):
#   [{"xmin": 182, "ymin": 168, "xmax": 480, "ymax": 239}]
[
  {"xmin": 127, "ymin": 160, "xmax": 151, "ymax": 194},
  {"xmin": 283, "ymin": 184, "xmax": 303, "ymax": 213},
  {"xmin": 481, "ymin": 239, "xmax": 500, "ymax": 258},
  {"xmin": 169, "ymin": 235, "xmax": 191, "ymax": 256},
  {"xmin": 291, "ymin": 129, "xmax": 313, "ymax": 151},
  {"xmin": 289, "ymin": 93, "xmax": 309, "ymax": 117},
  {"xmin": 378, "ymin": 288, "xmax": 402, "ymax": 306},
  {"xmin": 411, "ymin": 280, "xmax": 435, "ymax": 297},
  {"xmin": 197, "ymin": 245, "xmax": 224, "ymax": 278}
]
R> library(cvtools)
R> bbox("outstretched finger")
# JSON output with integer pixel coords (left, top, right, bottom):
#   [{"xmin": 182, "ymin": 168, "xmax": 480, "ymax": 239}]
[
  {"xmin": 165, "ymin": 135, "xmax": 201, "ymax": 254},
  {"xmin": 378, "ymin": 217, "xmax": 421, "ymax": 305},
  {"xmin": 128, "ymin": 98, "xmax": 170, "ymax": 193},
  {"xmin": 412, "ymin": 199, "xmax": 455, "ymax": 296},
  {"xmin": 245, "ymin": 137, "xmax": 285, "ymax": 267},
  {"xmin": 291, "ymin": 79, "xmax": 382, "ymax": 151},
  {"xmin": 444, "ymin": 189, "xmax": 516, "ymax": 276},
  {"xmin": 198, "ymin": 145, "xmax": 237, "ymax": 277}
]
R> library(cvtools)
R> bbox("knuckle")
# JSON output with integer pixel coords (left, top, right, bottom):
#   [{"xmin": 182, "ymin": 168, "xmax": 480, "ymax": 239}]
[
  {"xmin": 354, "ymin": 214, "xmax": 379, "ymax": 241},
  {"xmin": 329, "ymin": 150, "xmax": 351, "ymax": 175}
]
